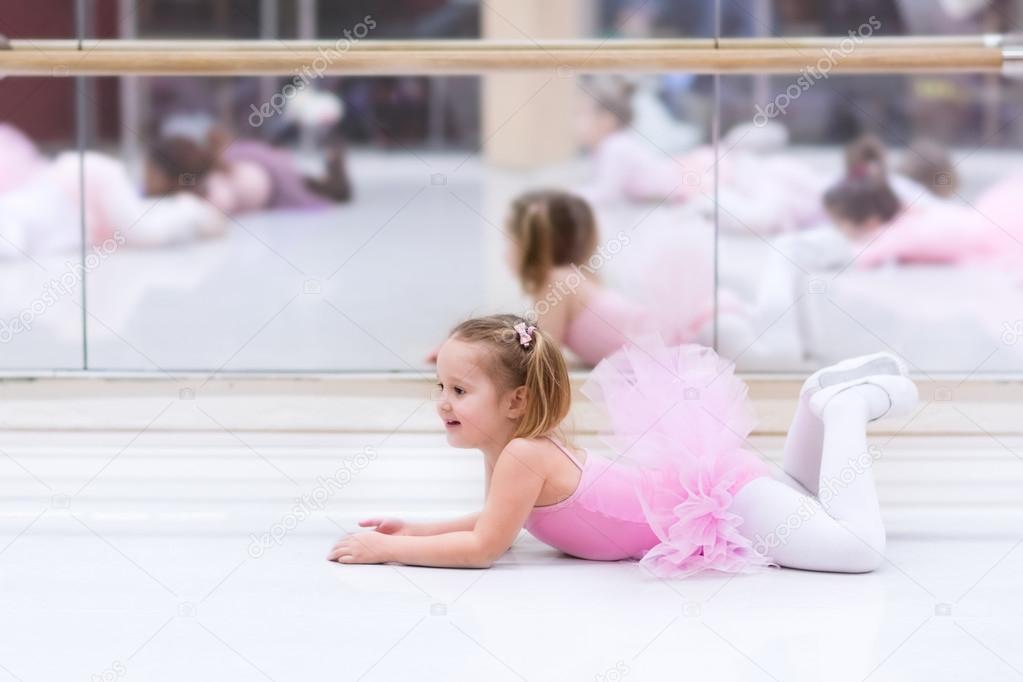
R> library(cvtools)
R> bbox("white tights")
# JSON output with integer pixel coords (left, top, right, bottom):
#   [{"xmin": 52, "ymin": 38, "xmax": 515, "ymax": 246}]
[{"xmin": 732, "ymin": 388, "xmax": 887, "ymax": 573}]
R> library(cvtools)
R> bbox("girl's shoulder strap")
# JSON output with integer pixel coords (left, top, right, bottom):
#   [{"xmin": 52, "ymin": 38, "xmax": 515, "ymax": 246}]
[{"xmin": 544, "ymin": 435, "xmax": 584, "ymax": 470}]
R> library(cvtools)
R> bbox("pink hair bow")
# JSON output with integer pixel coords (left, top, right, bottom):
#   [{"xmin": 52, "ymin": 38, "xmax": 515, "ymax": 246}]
[{"xmin": 513, "ymin": 321, "xmax": 537, "ymax": 347}]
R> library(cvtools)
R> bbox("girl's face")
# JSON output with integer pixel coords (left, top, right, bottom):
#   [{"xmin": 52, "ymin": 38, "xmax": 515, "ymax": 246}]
[{"xmin": 434, "ymin": 338, "xmax": 525, "ymax": 450}]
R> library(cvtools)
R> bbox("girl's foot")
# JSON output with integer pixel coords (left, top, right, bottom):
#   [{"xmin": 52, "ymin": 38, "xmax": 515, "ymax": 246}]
[
  {"xmin": 809, "ymin": 374, "xmax": 919, "ymax": 422},
  {"xmin": 305, "ymin": 140, "xmax": 352, "ymax": 202},
  {"xmin": 800, "ymin": 351, "xmax": 908, "ymax": 401}
]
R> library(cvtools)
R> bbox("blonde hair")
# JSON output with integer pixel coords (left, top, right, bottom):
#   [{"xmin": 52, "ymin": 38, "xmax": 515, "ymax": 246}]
[
  {"xmin": 507, "ymin": 190, "xmax": 598, "ymax": 296},
  {"xmin": 449, "ymin": 314, "xmax": 572, "ymax": 441}
]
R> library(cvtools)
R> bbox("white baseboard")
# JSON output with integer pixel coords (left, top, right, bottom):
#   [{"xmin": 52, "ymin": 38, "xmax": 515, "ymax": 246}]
[{"xmin": 2, "ymin": 374, "xmax": 1022, "ymax": 435}]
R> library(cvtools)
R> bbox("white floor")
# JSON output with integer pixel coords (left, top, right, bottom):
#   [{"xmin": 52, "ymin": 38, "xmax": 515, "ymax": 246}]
[
  {"xmin": 2, "ymin": 428, "xmax": 1022, "ymax": 681},
  {"xmin": 5, "ymin": 533, "xmax": 1023, "ymax": 681}
]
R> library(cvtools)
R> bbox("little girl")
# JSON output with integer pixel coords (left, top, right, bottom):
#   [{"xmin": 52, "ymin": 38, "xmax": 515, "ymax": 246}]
[
  {"xmin": 145, "ymin": 119, "xmax": 351, "ymax": 216},
  {"xmin": 329, "ymin": 314, "xmax": 918, "ymax": 577},
  {"xmin": 823, "ymin": 160, "xmax": 1002, "ymax": 269},
  {"xmin": 0, "ymin": 123, "xmax": 225, "ymax": 258},
  {"xmin": 503, "ymin": 189, "xmax": 723, "ymax": 366},
  {"xmin": 577, "ymin": 78, "xmax": 825, "ymax": 235}
]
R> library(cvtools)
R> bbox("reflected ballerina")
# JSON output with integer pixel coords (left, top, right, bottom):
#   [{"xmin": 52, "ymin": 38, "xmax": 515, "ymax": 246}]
[
  {"xmin": 502, "ymin": 189, "xmax": 728, "ymax": 366},
  {"xmin": 144, "ymin": 109, "xmax": 352, "ymax": 216},
  {"xmin": 0, "ymin": 123, "xmax": 226, "ymax": 258}
]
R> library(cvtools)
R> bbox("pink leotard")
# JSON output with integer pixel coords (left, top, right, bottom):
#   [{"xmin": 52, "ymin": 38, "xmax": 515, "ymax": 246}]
[
  {"xmin": 562, "ymin": 286, "xmax": 721, "ymax": 367},
  {"xmin": 523, "ymin": 339, "xmax": 776, "ymax": 579},
  {"xmin": 562, "ymin": 289, "xmax": 657, "ymax": 366},
  {"xmin": 523, "ymin": 436, "xmax": 660, "ymax": 561}
]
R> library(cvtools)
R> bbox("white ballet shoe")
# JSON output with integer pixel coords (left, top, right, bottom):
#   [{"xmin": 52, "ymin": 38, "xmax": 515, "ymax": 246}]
[
  {"xmin": 809, "ymin": 374, "xmax": 919, "ymax": 422},
  {"xmin": 800, "ymin": 351, "xmax": 908, "ymax": 401}
]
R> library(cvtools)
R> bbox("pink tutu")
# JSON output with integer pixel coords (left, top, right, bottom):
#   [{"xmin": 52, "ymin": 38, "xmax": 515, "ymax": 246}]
[
  {"xmin": 0, "ymin": 123, "xmax": 46, "ymax": 194},
  {"xmin": 581, "ymin": 336, "xmax": 777, "ymax": 578}
]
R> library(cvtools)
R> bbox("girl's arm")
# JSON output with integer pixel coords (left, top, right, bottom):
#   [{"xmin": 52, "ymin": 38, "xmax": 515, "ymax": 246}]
[
  {"xmin": 333, "ymin": 439, "xmax": 546, "ymax": 568},
  {"xmin": 404, "ymin": 512, "xmax": 480, "ymax": 536}
]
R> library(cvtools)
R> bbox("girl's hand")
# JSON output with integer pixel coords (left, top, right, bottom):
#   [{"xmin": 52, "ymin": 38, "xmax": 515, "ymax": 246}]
[
  {"xmin": 358, "ymin": 517, "xmax": 409, "ymax": 535},
  {"xmin": 327, "ymin": 531, "xmax": 393, "ymax": 564}
]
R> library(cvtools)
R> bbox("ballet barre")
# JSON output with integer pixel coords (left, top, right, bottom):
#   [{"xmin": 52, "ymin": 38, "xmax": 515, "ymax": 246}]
[{"xmin": 0, "ymin": 37, "xmax": 1021, "ymax": 76}]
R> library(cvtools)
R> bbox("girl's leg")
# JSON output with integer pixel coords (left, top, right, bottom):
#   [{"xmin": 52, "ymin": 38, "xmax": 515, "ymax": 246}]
[
  {"xmin": 775, "ymin": 391, "xmax": 824, "ymax": 497},
  {"xmin": 732, "ymin": 385, "xmax": 897, "ymax": 572},
  {"xmin": 777, "ymin": 353, "xmax": 908, "ymax": 498}
]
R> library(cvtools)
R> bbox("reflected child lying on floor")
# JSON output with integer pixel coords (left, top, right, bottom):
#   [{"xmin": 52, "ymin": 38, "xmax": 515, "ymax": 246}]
[
  {"xmin": 0, "ymin": 123, "xmax": 225, "ymax": 258},
  {"xmin": 144, "ymin": 116, "xmax": 352, "ymax": 216},
  {"xmin": 577, "ymin": 77, "xmax": 826, "ymax": 236},
  {"xmin": 823, "ymin": 158, "xmax": 1018, "ymax": 269}
]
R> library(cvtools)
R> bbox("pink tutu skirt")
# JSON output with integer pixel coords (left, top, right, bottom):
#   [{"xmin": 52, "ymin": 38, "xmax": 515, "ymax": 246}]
[{"xmin": 581, "ymin": 336, "xmax": 777, "ymax": 578}]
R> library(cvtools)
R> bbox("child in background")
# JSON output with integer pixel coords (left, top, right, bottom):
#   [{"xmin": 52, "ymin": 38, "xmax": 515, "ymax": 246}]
[
  {"xmin": 0, "ymin": 123, "xmax": 225, "ymax": 258},
  {"xmin": 503, "ymin": 189, "xmax": 720, "ymax": 366},
  {"xmin": 331, "ymin": 314, "xmax": 918, "ymax": 577},
  {"xmin": 578, "ymin": 78, "xmax": 825, "ymax": 235},
  {"xmin": 576, "ymin": 78, "xmax": 690, "ymax": 206},
  {"xmin": 144, "ymin": 116, "xmax": 352, "ymax": 216},
  {"xmin": 823, "ymin": 160, "xmax": 998, "ymax": 268},
  {"xmin": 842, "ymin": 133, "xmax": 948, "ymax": 208}
]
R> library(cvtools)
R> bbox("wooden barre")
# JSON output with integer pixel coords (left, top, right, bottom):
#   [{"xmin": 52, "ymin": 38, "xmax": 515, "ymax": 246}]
[
  {"xmin": 6, "ymin": 35, "xmax": 1014, "ymax": 51},
  {"xmin": 0, "ymin": 39, "xmax": 1012, "ymax": 75}
]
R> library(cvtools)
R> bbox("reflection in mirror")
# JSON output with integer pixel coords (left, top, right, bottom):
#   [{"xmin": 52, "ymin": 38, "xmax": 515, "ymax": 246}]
[
  {"xmin": 720, "ymin": 0, "xmax": 1019, "ymax": 36},
  {"xmin": 708, "ymin": 3, "xmax": 1023, "ymax": 373},
  {"xmin": 718, "ymin": 68, "xmax": 1023, "ymax": 373},
  {"xmin": 68, "ymin": 68, "xmax": 718, "ymax": 372},
  {"xmin": 0, "ymin": 78, "xmax": 84, "ymax": 369},
  {"xmin": 56, "ymin": 0, "xmax": 721, "ymax": 372},
  {"xmin": 0, "ymin": 3, "xmax": 81, "ymax": 368},
  {"xmin": 11, "ymin": 1, "xmax": 1021, "ymax": 374}
]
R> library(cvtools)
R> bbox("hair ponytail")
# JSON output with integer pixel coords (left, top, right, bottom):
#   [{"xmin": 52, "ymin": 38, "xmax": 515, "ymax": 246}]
[
  {"xmin": 518, "ymin": 202, "xmax": 555, "ymax": 295},
  {"xmin": 515, "ymin": 328, "xmax": 571, "ymax": 439},
  {"xmin": 826, "ymin": 134, "xmax": 901, "ymax": 227},
  {"xmin": 824, "ymin": 170, "xmax": 901, "ymax": 227},
  {"xmin": 449, "ymin": 314, "xmax": 572, "ymax": 441},
  {"xmin": 508, "ymin": 190, "xmax": 598, "ymax": 296},
  {"xmin": 844, "ymin": 133, "xmax": 888, "ymax": 174}
]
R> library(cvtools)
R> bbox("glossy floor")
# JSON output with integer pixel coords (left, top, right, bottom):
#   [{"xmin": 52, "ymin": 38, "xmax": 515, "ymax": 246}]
[
  {"xmin": 1, "ymin": 429, "xmax": 1021, "ymax": 681},
  {"xmin": 2, "ymin": 529, "xmax": 1022, "ymax": 681}
]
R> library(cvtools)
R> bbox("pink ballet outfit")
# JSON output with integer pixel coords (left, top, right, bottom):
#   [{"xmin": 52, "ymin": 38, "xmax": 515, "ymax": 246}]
[
  {"xmin": 524, "ymin": 338, "xmax": 776, "ymax": 578},
  {"xmin": 561, "ymin": 287, "xmax": 734, "ymax": 367},
  {"xmin": 0, "ymin": 124, "xmax": 46, "ymax": 194},
  {"xmin": 975, "ymin": 170, "xmax": 1023, "ymax": 265},
  {"xmin": 580, "ymin": 131, "xmax": 721, "ymax": 205},
  {"xmin": 580, "ymin": 128, "xmax": 824, "ymax": 234},
  {"xmin": 562, "ymin": 288, "xmax": 659, "ymax": 366},
  {"xmin": 0, "ymin": 123, "xmax": 223, "ymax": 255},
  {"xmin": 561, "ymin": 220, "xmax": 742, "ymax": 365},
  {"xmin": 217, "ymin": 140, "xmax": 330, "ymax": 212},
  {"xmin": 851, "ymin": 202, "xmax": 1003, "ymax": 269}
]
